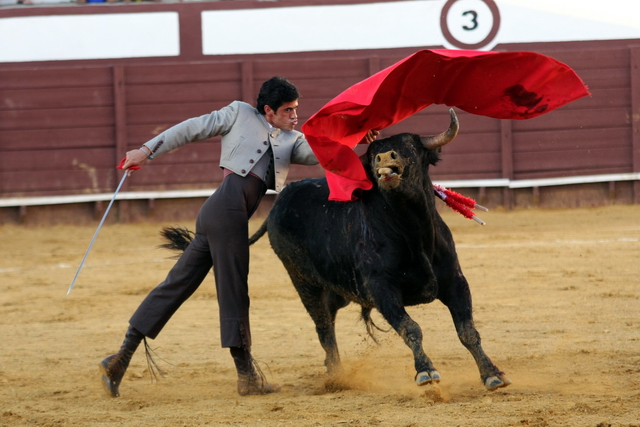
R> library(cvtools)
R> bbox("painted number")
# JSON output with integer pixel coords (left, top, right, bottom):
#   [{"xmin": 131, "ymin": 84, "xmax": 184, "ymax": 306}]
[
  {"xmin": 441, "ymin": 0, "xmax": 501, "ymax": 50},
  {"xmin": 462, "ymin": 10, "xmax": 478, "ymax": 31}
]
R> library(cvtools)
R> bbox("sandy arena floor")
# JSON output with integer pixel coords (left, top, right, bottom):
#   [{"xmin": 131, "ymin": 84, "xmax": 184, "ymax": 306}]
[{"xmin": 1, "ymin": 205, "xmax": 639, "ymax": 426}]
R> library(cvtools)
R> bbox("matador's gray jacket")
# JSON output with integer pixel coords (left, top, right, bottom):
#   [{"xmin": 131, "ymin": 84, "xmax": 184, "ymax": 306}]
[{"xmin": 142, "ymin": 100, "xmax": 319, "ymax": 192}]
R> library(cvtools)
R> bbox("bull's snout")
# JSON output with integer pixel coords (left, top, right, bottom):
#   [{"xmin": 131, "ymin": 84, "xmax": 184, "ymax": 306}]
[
  {"xmin": 375, "ymin": 150, "xmax": 404, "ymax": 190},
  {"xmin": 376, "ymin": 151, "xmax": 398, "ymax": 164}
]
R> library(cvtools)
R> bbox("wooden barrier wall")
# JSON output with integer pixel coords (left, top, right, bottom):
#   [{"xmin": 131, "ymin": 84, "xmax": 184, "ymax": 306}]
[{"xmin": 1, "ymin": 4, "xmax": 640, "ymax": 224}]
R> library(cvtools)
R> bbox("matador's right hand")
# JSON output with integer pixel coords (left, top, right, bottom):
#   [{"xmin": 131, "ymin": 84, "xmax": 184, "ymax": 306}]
[{"xmin": 120, "ymin": 148, "xmax": 149, "ymax": 174}]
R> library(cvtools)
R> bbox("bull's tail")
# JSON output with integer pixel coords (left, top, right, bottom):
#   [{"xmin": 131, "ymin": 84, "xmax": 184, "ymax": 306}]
[
  {"xmin": 159, "ymin": 226, "xmax": 194, "ymax": 255},
  {"xmin": 159, "ymin": 221, "xmax": 266, "ymax": 255},
  {"xmin": 248, "ymin": 219, "xmax": 268, "ymax": 246},
  {"xmin": 361, "ymin": 307, "xmax": 389, "ymax": 345}
]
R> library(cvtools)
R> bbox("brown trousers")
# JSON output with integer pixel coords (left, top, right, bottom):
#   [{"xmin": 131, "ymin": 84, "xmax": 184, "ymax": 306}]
[{"xmin": 129, "ymin": 173, "xmax": 266, "ymax": 348}]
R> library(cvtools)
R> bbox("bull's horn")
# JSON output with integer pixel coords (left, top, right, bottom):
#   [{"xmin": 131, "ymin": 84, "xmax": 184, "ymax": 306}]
[{"xmin": 420, "ymin": 108, "xmax": 459, "ymax": 150}]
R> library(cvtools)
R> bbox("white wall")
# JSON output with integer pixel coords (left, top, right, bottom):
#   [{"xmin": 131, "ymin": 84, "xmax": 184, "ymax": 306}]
[
  {"xmin": 2, "ymin": 0, "xmax": 640, "ymax": 63},
  {"xmin": 0, "ymin": 12, "xmax": 179, "ymax": 62}
]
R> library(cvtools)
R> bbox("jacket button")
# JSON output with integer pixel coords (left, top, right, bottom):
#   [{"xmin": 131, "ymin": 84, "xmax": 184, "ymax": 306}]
[
  {"xmin": 241, "ymin": 169, "xmax": 246, "ymax": 174},
  {"xmin": 263, "ymin": 141, "xmax": 268, "ymax": 145},
  {"xmin": 257, "ymin": 149, "xmax": 262, "ymax": 153},
  {"xmin": 249, "ymin": 159, "xmax": 254, "ymax": 163}
]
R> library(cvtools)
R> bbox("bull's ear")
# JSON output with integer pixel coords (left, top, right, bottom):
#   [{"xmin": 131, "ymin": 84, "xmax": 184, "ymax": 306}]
[{"xmin": 420, "ymin": 109, "xmax": 459, "ymax": 150}]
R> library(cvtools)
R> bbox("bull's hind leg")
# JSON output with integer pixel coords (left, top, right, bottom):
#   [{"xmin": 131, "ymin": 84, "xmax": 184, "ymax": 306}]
[
  {"xmin": 295, "ymin": 285, "xmax": 349, "ymax": 373},
  {"xmin": 374, "ymin": 294, "xmax": 441, "ymax": 386},
  {"xmin": 440, "ymin": 274, "xmax": 512, "ymax": 391}
]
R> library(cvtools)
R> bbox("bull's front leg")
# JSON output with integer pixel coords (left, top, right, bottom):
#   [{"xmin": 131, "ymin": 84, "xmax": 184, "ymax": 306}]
[
  {"xmin": 453, "ymin": 315, "xmax": 511, "ymax": 391},
  {"xmin": 373, "ymin": 292, "xmax": 441, "ymax": 386},
  {"xmin": 442, "ymin": 274, "xmax": 512, "ymax": 391},
  {"xmin": 397, "ymin": 316, "xmax": 443, "ymax": 386}
]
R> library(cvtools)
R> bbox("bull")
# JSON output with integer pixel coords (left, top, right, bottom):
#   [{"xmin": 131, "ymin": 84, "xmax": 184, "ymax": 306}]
[
  {"xmin": 248, "ymin": 109, "xmax": 510, "ymax": 391},
  {"xmin": 162, "ymin": 109, "xmax": 511, "ymax": 391}
]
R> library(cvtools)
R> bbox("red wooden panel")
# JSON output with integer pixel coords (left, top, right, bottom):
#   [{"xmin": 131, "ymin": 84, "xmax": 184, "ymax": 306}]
[
  {"xmin": 430, "ymin": 170, "xmax": 502, "ymax": 181},
  {"xmin": 126, "ymin": 124, "xmax": 167, "ymax": 144},
  {"xmin": 561, "ymin": 95, "xmax": 593, "ymax": 111},
  {"xmin": 538, "ymin": 47, "xmax": 630, "ymax": 71},
  {"xmin": 1, "ymin": 127, "xmax": 114, "ymax": 150},
  {"xmin": 253, "ymin": 57, "xmax": 371, "ymax": 81},
  {"xmin": 0, "ymin": 107, "xmax": 113, "ymax": 130},
  {"xmin": 0, "ymin": 86, "xmax": 113, "ymax": 111},
  {"xmin": 126, "ymin": 81, "xmax": 241, "ymax": 105},
  {"xmin": 576, "ymin": 87, "xmax": 630, "ymax": 109},
  {"xmin": 441, "ymin": 132, "xmax": 501, "ymax": 155},
  {"xmin": 126, "ymin": 102, "xmax": 230, "ymax": 126},
  {"xmin": 631, "ymin": 47, "xmax": 640, "ymax": 203},
  {"xmin": 514, "ymin": 147, "xmax": 631, "ymax": 174},
  {"xmin": 432, "ymin": 152, "xmax": 502, "ymax": 175},
  {"xmin": 512, "ymin": 107, "xmax": 629, "ymax": 132},
  {"xmin": 125, "ymin": 62, "xmax": 243, "ymax": 85},
  {"xmin": 0, "ymin": 67, "xmax": 112, "ymax": 90},
  {"xmin": 576, "ymin": 68, "xmax": 630, "ymax": 90},
  {"xmin": 379, "ymin": 54, "xmax": 416, "ymax": 70},
  {"xmin": 293, "ymin": 76, "xmax": 368, "ymax": 100},
  {"xmin": 513, "ymin": 166, "xmax": 631, "ymax": 181},
  {"xmin": 125, "ymin": 124, "xmax": 174, "ymax": 145},
  {"xmin": 298, "ymin": 99, "xmax": 334, "ymax": 120},
  {"xmin": 1, "ymin": 147, "xmax": 113, "ymax": 173},
  {"xmin": 3, "ymin": 168, "xmax": 117, "ymax": 195},
  {"xmin": 513, "ymin": 127, "xmax": 632, "ymax": 153},
  {"xmin": 0, "ymin": 29, "xmax": 638, "ymax": 207}
]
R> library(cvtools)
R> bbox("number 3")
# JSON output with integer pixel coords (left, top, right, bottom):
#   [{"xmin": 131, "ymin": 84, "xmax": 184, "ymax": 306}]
[
  {"xmin": 462, "ymin": 10, "xmax": 478, "ymax": 31},
  {"xmin": 440, "ymin": 0, "xmax": 501, "ymax": 50}
]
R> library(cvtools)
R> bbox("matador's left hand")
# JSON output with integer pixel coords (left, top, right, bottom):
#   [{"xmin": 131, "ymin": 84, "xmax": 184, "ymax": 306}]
[{"xmin": 361, "ymin": 129, "xmax": 380, "ymax": 144}]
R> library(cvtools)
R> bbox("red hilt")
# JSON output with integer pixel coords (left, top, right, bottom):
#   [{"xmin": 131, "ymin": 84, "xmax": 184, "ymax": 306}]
[{"xmin": 116, "ymin": 158, "xmax": 141, "ymax": 170}]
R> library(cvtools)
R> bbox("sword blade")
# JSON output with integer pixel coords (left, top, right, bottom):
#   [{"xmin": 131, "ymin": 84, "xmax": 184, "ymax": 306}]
[{"xmin": 67, "ymin": 172, "xmax": 129, "ymax": 295}]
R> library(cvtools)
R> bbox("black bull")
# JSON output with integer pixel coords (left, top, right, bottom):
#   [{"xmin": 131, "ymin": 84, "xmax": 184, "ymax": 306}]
[{"xmin": 163, "ymin": 109, "xmax": 511, "ymax": 391}]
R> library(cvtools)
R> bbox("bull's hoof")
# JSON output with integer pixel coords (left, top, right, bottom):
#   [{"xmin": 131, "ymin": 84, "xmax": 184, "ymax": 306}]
[
  {"xmin": 415, "ymin": 370, "xmax": 441, "ymax": 386},
  {"xmin": 484, "ymin": 374, "xmax": 512, "ymax": 391}
]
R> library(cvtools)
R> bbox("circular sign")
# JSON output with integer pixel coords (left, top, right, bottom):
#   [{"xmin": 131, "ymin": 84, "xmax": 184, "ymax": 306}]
[{"xmin": 440, "ymin": 0, "xmax": 501, "ymax": 50}]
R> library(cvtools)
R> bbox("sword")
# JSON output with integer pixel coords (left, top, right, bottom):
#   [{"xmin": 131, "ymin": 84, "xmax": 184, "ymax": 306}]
[{"xmin": 67, "ymin": 161, "xmax": 139, "ymax": 295}]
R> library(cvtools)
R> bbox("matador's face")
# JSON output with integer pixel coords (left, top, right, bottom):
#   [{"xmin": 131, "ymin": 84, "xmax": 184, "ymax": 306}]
[{"xmin": 265, "ymin": 100, "xmax": 299, "ymax": 131}]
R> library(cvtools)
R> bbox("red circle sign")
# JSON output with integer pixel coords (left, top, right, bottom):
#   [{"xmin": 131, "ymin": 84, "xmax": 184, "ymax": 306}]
[{"xmin": 440, "ymin": 0, "xmax": 501, "ymax": 50}]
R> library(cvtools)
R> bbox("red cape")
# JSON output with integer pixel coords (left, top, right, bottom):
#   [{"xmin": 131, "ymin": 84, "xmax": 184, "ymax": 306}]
[{"xmin": 301, "ymin": 49, "xmax": 590, "ymax": 201}]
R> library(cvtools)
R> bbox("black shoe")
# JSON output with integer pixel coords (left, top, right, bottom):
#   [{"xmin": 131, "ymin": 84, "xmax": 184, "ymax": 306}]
[
  {"xmin": 237, "ymin": 374, "xmax": 281, "ymax": 396},
  {"xmin": 99, "ymin": 326, "xmax": 144, "ymax": 398},
  {"xmin": 99, "ymin": 353, "xmax": 127, "ymax": 398}
]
